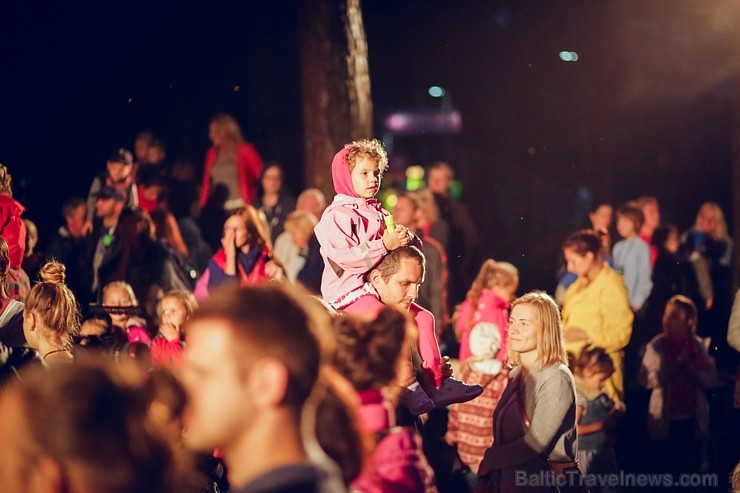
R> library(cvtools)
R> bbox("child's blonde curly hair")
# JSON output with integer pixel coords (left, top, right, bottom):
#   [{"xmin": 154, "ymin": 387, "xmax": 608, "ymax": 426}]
[{"xmin": 344, "ymin": 139, "xmax": 388, "ymax": 174}]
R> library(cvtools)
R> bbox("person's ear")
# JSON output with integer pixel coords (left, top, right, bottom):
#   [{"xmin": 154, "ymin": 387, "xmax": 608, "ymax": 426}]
[
  {"xmin": 368, "ymin": 269, "xmax": 382, "ymax": 287},
  {"xmin": 248, "ymin": 357, "xmax": 290, "ymax": 408}
]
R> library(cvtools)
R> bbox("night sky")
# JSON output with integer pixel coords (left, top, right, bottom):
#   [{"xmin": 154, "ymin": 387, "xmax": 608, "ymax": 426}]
[{"xmin": 3, "ymin": 0, "xmax": 739, "ymax": 292}]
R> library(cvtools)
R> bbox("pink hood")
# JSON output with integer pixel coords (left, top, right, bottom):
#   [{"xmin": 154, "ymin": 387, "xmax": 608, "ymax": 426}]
[{"xmin": 332, "ymin": 146, "xmax": 360, "ymax": 197}]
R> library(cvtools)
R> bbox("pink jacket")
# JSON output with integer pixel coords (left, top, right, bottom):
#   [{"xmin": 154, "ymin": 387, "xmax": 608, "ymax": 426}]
[
  {"xmin": 455, "ymin": 289, "xmax": 509, "ymax": 363},
  {"xmin": 314, "ymin": 147, "xmax": 390, "ymax": 304},
  {"xmin": 199, "ymin": 142, "xmax": 263, "ymax": 207}
]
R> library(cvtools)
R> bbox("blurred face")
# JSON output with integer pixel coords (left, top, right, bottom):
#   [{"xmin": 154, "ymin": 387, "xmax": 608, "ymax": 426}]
[
  {"xmin": 288, "ymin": 228, "xmax": 311, "ymax": 249},
  {"xmin": 563, "ymin": 247, "xmax": 595, "ymax": 277},
  {"xmin": 106, "ymin": 161, "xmax": 131, "ymax": 183},
  {"xmin": 182, "ymin": 321, "xmax": 255, "ymax": 452},
  {"xmin": 161, "ymin": 297, "xmax": 188, "ymax": 329},
  {"xmin": 616, "ymin": 215, "xmax": 636, "ymax": 238},
  {"xmin": 642, "ymin": 203, "xmax": 660, "ymax": 231},
  {"xmin": 350, "ymin": 157, "xmax": 380, "ymax": 199},
  {"xmin": 589, "ymin": 205, "xmax": 613, "ymax": 232},
  {"xmin": 223, "ymin": 215, "xmax": 249, "ymax": 249},
  {"xmin": 393, "ymin": 196, "xmax": 416, "ymax": 228},
  {"xmin": 428, "ymin": 167, "xmax": 452, "ymax": 196},
  {"xmin": 662, "ymin": 302, "xmax": 693, "ymax": 337},
  {"xmin": 146, "ymin": 146, "xmax": 165, "ymax": 164},
  {"xmin": 296, "ymin": 193, "xmax": 324, "ymax": 218},
  {"xmin": 508, "ymin": 303, "xmax": 540, "ymax": 356},
  {"xmin": 66, "ymin": 204, "xmax": 87, "ymax": 238},
  {"xmin": 134, "ymin": 137, "xmax": 151, "ymax": 161},
  {"xmin": 697, "ymin": 206, "xmax": 719, "ymax": 235},
  {"xmin": 103, "ymin": 286, "xmax": 134, "ymax": 328},
  {"xmin": 665, "ymin": 230, "xmax": 679, "ymax": 254},
  {"xmin": 261, "ymin": 166, "xmax": 282, "ymax": 195},
  {"xmin": 208, "ymin": 123, "xmax": 223, "ymax": 147},
  {"xmin": 0, "ymin": 391, "xmax": 34, "ymax": 492},
  {"xmin": 581, "ymin": 366, "xmax": 611, "ymax": 390},
  {"xmin": 372, "ymin": 258, "xmax": 423, "ymax": 311},
  {"xmin": 95, "ymin": 197, "xmax": 117, "ymax": 219}
]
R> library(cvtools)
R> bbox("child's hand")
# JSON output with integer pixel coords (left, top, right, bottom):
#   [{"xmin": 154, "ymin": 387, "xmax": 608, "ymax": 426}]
[
  {"xmin": 395, "ymin": 224, "xmax": 412, "ymax": 247},
  {"xmin": 382, "ymin": 227, "xmax": 402, "ymax": 250},
  {"xmin": 81, "ymin": 221, "xmax": 93, "ymax": 236},
  {"xmin": 612, "ymin": 400, "xmax": 627, "ymax": 414},
  {"xmin": 159, "ymin": 322, "xmax": 181, "ymax": 342}
]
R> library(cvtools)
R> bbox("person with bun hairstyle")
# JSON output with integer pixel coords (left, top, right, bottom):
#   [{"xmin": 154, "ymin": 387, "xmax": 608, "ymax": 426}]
[
  {"xmin": 477, "ymin": 291, "xmax": 577, "ymax": 493},
  {"xmin": 331, "ymin": 308, "xmax": 438, "ymax": 493},
  {"xmin": 22, "ymin": 261, "xmax": 80, "ymax": 363},
  {"xmin": 0, "ymin": 360, "xmax": 196, "ymax": 493},
  {"xmin": 193, "ymin": 205, "xmax": 280, "ymax": 300},
  {"xmin": 562, "ymin": 230, "xmax": 633, "ymax": 400}
]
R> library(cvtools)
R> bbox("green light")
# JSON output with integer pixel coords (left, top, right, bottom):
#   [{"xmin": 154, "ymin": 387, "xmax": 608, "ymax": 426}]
[{"xmin": 428, "ymin": 86, "xmax": 445, "ymax": 98}]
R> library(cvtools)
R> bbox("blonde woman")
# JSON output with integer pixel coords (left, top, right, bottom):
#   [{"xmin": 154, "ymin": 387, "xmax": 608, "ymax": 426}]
[
  {"xmin": 477, "ymin": 291, "xmax": 577, "ymax": 493},
  {"xmin": 200, "ymin": 114, "xmax": 263, "ymax": 210}
]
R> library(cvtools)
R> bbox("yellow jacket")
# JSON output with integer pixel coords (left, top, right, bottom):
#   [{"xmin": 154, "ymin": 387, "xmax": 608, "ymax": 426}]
[{"xmin": 562, "ymin": 263, "xmax": 633, "ymax": 399}]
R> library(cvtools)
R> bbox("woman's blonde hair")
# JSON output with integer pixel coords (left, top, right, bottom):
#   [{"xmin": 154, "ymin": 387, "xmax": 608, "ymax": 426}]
[
  {"xmin": 695, "ymin": 201, "xmax": 729, "ymax": 241},
  {"xmin": 210, "ymin": 113, "xmax": 244, "ymax": 156},
  {"xmin": 284, "ymin": 211, "xmax": 319, "ymax": 237},
  {"xmin": 508, "ymin": 291, "xmax": 567, "ymax": 368},
  {"xmin": 0, "ymin": 164, "xmax": 13, "ymax": 197},
  {"xmin": 24, "ymin": 261, "xmax": 81, "ymax": 350},
  {"xmin": 103, "ymin": 281, "xmax": 139, "ymax": 307}
]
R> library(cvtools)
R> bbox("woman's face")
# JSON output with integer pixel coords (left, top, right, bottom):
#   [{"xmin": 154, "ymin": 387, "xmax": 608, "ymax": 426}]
[
  {"xmin": 223, "ymin": 215, "xmax": 249, "ymax": 249},
  {"xmin": 563, "ymin": 247, "xmax": 595, "ymax": 277},
  {"xmin": 589, "ymin": 205, "xmax": 613, "ymax": 232},
  {"xmin": 103, "ymin": 286, "xmax": 134, "ymax": 328},
  {"xmin": 697, "ymin": 206, "xmax": 718, "ymax": 235},
  {"xmin": 508, "ymin": 303, "xmax": 540, "ymax": 356},
  {"xmin": 665, "ymin": 230, "xmax": 679, "ymax": 254},
  {"xmin": 261, "ymin": 166, "xmax": 282, "ymax": 195},
  {"xmin": 160, "ymin": 297, "xmax": 188, "ymax": 329},
  {"xmin": 208, "ymin": 124, "xmax": 223, "ymax": 147}
]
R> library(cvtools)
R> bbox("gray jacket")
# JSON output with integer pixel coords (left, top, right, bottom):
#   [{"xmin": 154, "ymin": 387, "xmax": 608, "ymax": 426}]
[{"xmin": 479, "ymin": 361, "xmax": 577, "ymax": 492}]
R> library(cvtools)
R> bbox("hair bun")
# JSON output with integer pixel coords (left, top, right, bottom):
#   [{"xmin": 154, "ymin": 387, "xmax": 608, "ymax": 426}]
[{"xmin": 39, "ymin": 261, "xmax": 66, "ymax": 285}]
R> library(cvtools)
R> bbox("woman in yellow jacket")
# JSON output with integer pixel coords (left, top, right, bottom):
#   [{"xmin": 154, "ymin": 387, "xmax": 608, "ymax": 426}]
[{"xmin": 562, "ymin": 230, "xmax": 633, "ymax": 401}]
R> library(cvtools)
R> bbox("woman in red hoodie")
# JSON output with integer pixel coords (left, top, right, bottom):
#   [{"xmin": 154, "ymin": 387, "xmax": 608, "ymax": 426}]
[
  {"xmin": 200, "ymin": 114, "xmax": 263, "ymax": 210},
  {"xmin": 0, "ymin": 164, "xmax": 26, "ymax": 271}
]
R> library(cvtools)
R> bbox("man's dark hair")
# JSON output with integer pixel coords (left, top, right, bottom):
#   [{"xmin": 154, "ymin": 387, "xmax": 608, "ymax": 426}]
[
  {"xmin": 62, "ymin": 197, "xmax": 86, "ymax": 218},
  {"xmin": 373, "ymin": 246, "xmax": 426, "ymax": 283}
]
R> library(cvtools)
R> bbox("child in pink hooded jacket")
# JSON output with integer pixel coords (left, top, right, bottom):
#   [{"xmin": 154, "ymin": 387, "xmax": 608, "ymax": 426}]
[
  {"xmin": 314, "ymin": 139, "xmax": 412, "ymax": 308},
  {"xmin": 315, "ymin": 139, "xmax": 482, "ymax": 414}
]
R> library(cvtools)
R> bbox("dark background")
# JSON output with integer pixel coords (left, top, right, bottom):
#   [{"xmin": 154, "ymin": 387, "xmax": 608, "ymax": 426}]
[{"xmin": 2, "ymin": 0, "xmax": 739, "ymax": 294}]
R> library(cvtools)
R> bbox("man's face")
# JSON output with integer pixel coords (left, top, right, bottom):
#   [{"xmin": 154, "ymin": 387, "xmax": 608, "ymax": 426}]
[
  {"xmin": 261, "ymin": 167, "xmax": 282, "ymax": 195},
  {"xmin": 296, "ymin": 192, "xmax": 325, "ymax": 219},
  {"xmin": 393, "ymin": 196, "xmax": 416, "ymax": 229},
  {"xmin": 373, "ymin": 258, "xmax": 423, "ymax": 311},
  {"xmin": 428, "ymin": 168, "xmax": 451, "ymax": 196},
  {"xmin": 95, "ymin": 197, "xmax": 116, "ymax": 219},
  {"xmin": 182, "ymin": 320, "xmax": 255, "ymax": 452},
  {"xmin": 66, "ymin": 204, "xmax": 87, "ymax": 237}
]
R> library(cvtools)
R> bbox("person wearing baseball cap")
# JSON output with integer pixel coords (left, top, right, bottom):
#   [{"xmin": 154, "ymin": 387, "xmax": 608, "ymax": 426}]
[{"xmin": 82, "ymin": 148, "xmax": 138, "ymax": 236}]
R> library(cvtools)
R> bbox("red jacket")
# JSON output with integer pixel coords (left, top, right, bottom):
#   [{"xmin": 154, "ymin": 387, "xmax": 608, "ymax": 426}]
[
  {"xmin": 199, "ymin": 142, "xmax": 263, "ymax": 207},
  {"xmin": 0, "ymin": 195, "xmax": 26, "ymax": 269}
]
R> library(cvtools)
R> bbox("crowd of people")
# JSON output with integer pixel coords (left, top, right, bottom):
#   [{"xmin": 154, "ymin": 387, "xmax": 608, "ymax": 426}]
[{"xmin": 0, "ymin": 114, "xmax": 738, "ymax": 493}]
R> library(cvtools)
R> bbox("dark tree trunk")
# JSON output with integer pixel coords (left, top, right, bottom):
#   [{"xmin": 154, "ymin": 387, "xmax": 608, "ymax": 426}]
[{"xmin": 298, "ymin": 0, "xmax": 373, "ymax": 200}]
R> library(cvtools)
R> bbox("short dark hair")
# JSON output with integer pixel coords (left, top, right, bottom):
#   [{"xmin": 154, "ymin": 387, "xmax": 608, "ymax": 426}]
[
  {"xmin": 62, "ymin": 197, "xmax": 85, "ymax": 219},
  {"xmin": 575, "ymin": 345, "xmax": 615, "ymax": 377},
  {"xmin": 373, "ymin": 246, "xmax": 426, "ymax": 283}
]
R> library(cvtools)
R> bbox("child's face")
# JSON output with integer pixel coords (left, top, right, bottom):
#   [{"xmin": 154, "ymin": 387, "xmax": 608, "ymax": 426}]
[
  {"xmin": 107, "ymin": 161, "xmax": 131, "ymax": 183},
  {"xmin": 223, "ymin": 215, "xmax": 249, "ymax": 248},
  {"xmin": 161, "ymin": 296, "xmax": 188, "ymax": 329},
  {"xmin": 616, "ymin": 215, "xmax": 636, "ymax": 238},
  {"xmin": 581, "ymin": 367, "xmax": 610, "ymax": 390},
  {"xmin": 103, "ymin": 286, "xmax": 134, "ymax": 328},
  {"xmin": 350, "ymin": 157, "xmax": 380, "ymax": 199},
  {"xmin": 663, "ymin": 303, "xmax": 692, "ymax": 337}
]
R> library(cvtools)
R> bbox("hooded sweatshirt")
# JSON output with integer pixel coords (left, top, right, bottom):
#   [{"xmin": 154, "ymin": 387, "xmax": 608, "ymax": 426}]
[{"xmin": 314, "ymin": 146, "xmax": 391, "ymax": 304}]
